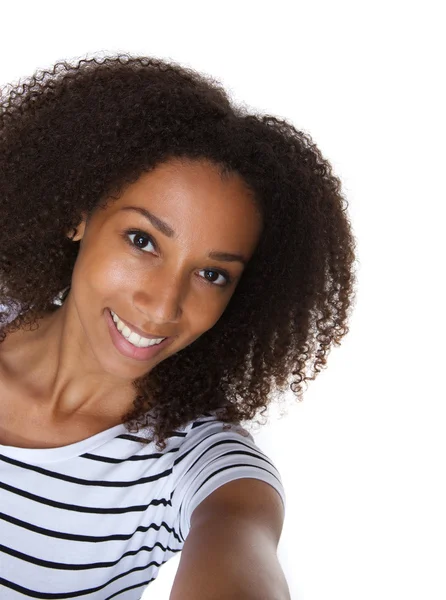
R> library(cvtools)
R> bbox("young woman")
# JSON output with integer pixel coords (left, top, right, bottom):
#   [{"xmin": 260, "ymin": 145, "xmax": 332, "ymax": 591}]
[{"xmin": 0, "ymin": 55, "xmax": 357, "ymax": 599}]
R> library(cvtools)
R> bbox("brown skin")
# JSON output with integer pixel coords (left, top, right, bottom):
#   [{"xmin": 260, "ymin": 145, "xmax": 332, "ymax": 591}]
[{"xmin": 0, "ymin": 158, "xmax": 262, "ymax": 448}]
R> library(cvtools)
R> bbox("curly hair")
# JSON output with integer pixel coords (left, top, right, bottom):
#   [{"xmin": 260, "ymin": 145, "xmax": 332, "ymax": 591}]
[{"xmin": 0, "ymin": 54, "xmax": 358, "ymax": 450}]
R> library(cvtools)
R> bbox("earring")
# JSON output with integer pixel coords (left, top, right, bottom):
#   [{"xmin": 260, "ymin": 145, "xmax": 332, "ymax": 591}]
[{"xmin": 53, "ymin": 285, "xmax": 71, "ymax": 306}]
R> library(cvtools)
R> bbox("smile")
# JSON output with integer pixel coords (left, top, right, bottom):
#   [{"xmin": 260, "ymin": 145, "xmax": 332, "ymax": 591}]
[{"xmin": 109, "ymin": 310, "xmax": 166, "ymax": 348}]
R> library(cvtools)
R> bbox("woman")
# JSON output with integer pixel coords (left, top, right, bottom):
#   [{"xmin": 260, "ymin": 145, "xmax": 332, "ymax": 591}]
[{"xmin": 0, "ymin": 55, "xmax": 357, "ymax": 599}]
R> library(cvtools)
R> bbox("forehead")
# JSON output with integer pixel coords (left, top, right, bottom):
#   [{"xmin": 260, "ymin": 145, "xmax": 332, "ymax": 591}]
[
  {"xmin": 119, "ymin": 158, "xmax": 256, "ymax": 210},
  {"xmin": 105, "ymin": 158, "xmax": 263, "ymax": 244}
]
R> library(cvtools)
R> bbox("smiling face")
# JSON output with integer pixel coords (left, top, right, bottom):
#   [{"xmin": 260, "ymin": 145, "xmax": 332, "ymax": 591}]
[{"xmin": 68, "ymin": 158, "xmax": 263, "ymax": 379}]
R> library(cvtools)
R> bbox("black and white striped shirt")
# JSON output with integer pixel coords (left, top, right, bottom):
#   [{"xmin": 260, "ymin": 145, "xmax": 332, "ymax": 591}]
[{"xmin": 0, "ymin": 412, "xmax": 286, "ymax": 599}]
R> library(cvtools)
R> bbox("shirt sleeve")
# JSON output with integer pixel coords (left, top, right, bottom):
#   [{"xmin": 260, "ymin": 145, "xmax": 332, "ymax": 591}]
[{"xmin": 172, "ymin": 416, "xmax": 286, "ymax": 543}]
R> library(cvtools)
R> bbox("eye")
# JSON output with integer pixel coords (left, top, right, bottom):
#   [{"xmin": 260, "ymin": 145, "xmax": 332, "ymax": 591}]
[
  {"xmin": 123, "ymin": 229, "xmax": 232, "ymax": 288},
  {"xmin": 198, "ymin": 269, "xmax": 231, "ymax": 287},
  {"xmin": 125, "ymin": 230, "xmax": 157, "ymax": 253}
]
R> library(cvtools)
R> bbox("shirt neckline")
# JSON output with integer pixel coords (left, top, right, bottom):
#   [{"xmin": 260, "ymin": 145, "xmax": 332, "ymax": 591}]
[{"xmin": 0, "ymin": 421, "xmax": 129, "ymax": 463}]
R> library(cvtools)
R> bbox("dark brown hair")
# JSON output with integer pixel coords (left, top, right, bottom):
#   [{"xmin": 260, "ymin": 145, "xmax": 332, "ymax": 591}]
[{"xmin": 0, "ymin": 54, "xmax": 358, "ymax": 450}]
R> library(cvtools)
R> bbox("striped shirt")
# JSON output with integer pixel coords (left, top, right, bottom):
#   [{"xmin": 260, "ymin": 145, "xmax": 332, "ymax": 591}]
[{"xmin": 0, "ymin": 411, "xmax": 286, "ymax": 599}]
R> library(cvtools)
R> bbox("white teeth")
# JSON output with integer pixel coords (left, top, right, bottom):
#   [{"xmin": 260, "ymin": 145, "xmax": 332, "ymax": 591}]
[
  {"xmin": 121, "ymin": 325, "xmax": 132, "ymax": 338},
  {"xmin": 110, "ymin": 310, "xmax": 165, "ymax": 348}
]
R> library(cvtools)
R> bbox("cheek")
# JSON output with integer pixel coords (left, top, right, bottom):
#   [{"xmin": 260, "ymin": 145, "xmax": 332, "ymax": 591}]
[
  {"xmin": 192, "ymin": 293, "xmax": 232, "ymax": 332},
  {"xmin": 176, "ymin": 290, "xmax": 231, "ymax": 344},
  {"xmin": 70, "ymin": 251, "xmax": 130, "ymax": 303}
]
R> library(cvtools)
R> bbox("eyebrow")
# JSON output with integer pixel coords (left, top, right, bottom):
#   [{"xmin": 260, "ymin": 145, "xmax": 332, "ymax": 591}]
[{"xmin": 120, "ymin": 206, "xmax": 247, "ymax": 266}]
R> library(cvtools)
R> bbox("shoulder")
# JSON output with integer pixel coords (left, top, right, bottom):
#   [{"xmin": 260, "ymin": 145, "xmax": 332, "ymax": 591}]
[
  {"xmin": 187, "ymin": 417, "xmax": 285, "ymax": 542},
  {"xmin": 172, "ymin": 414, "xmax": 286, "ymax": 542},
  {"xmin": 191, "ymin": 476, "xmax": 285, "ymax": 545}
]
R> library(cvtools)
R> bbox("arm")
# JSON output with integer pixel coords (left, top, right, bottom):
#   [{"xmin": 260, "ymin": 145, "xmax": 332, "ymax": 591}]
[{"xmin": 169, "ymin": 478, "xmax": 291, "ymax": 600}]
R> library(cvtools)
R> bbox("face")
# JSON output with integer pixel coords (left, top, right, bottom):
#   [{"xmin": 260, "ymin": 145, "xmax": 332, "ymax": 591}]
[{"xmin": 67, "ymin": 158, "xmax": 262, "ymax": 380}]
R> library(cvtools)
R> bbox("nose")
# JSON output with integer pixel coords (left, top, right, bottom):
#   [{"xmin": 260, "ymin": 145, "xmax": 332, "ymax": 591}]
[{"xmin": 132, "ymin": 270, "xmax": 184, "ymax": 326}]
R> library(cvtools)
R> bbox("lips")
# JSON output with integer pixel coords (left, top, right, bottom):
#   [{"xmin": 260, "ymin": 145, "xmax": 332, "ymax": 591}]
[
  {"xmin": 109, "ymin": 309, "xmax": 168, "ymax": 340},
  {"xmin": 105, "ymin": 308, "xmax": 175, "ymax": 361}
]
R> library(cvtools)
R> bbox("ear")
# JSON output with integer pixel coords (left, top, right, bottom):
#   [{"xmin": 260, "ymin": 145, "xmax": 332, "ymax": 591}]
[{"xmin": 67, "ymin": 212, "xmax": 88, "ymax": 242}]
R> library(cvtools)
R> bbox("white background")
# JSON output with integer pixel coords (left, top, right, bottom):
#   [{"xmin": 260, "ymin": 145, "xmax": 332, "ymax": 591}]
[{"xmin": 1, "ymin": 1, "xmax": 444, "ymax": 598}]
